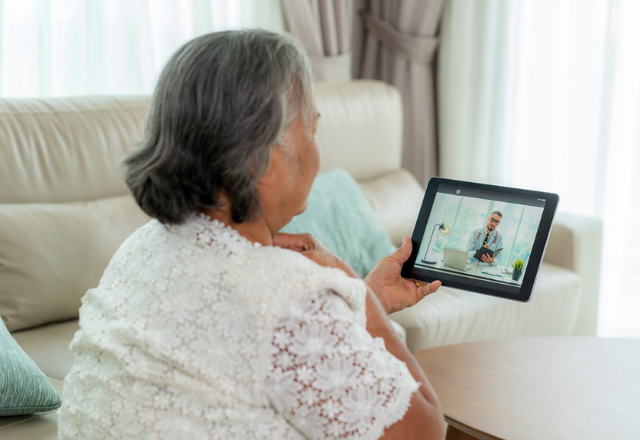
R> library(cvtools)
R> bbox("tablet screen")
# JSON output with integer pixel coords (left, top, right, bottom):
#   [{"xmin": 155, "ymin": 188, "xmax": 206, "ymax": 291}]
[{"xmin": 402, "ymin": 178, "xmax": 558, "ymax": 302}]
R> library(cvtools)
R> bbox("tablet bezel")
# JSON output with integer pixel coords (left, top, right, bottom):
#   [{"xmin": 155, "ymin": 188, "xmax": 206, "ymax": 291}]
[{"xmin": 401, "ymin": 178, "xmax": 559, "ymax": 302}]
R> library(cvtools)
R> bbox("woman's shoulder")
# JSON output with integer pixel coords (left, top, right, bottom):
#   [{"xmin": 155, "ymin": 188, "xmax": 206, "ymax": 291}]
[
  {"xmin": 97, "ymin": 216, "xmax": 366, "ymax": 322},
  {"xmin": 105, "ymin": 215, "xmax": 253, "ymax": 271},
  {"xmin": 233, "ymin": 245, "xmax": 367, "ymax": 316}
]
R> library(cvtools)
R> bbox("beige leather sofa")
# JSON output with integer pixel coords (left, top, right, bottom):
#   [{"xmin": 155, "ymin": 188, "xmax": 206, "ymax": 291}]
[{"xmin": 0, "ymin": 80, "xmax": 602, "ymax": 438}]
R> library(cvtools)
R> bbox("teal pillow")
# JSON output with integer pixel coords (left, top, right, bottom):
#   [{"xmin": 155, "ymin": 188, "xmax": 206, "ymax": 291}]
[
  {"xmin": 0, "ymin": 318, "xmax": 62, "ymax": 416},
  {"xmin": 281, "ymin": 169, "xmax": 396, "ymax": 278}
]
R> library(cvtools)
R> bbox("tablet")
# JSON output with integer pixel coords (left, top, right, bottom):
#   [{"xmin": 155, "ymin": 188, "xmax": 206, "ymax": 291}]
[{"xmin": 401, "ymin": 178, "xmax": 559, "ymax": 302}]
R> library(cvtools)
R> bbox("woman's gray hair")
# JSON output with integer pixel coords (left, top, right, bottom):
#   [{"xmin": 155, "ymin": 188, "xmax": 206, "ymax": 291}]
[{"xmin": 125, "ymin": 30, "xmax": 314, "ymax": 224}]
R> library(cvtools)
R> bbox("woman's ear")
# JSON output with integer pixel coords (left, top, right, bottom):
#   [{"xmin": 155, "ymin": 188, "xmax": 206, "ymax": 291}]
[{"xmin": 257, "ymin": 148, "xmax": 282, "ymax": 186}]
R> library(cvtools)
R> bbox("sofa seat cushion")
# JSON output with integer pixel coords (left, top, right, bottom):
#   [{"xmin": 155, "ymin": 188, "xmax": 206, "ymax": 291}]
[
  {"xmin": 390, "ymin": 262, "xmax": 582, "ymax": 352},
  {"xmin": 11, "ymin": 320, "xmax": 79, "ymax": 382}
]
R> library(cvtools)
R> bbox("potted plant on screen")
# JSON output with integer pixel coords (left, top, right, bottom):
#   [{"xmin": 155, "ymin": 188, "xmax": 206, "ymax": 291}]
[{"xmin": 511, "ymin": 259, "xmax": 525, "ymax": 282}]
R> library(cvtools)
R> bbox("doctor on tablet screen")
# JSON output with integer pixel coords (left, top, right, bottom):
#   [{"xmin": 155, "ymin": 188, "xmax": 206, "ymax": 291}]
[{"xmin": 467, "ymin": 210, "xmax": 504, "ymax": 266}]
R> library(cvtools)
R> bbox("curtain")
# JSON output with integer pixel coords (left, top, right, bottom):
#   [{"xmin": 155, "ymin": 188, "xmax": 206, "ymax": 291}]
[
  {"xmin": 359, "ymin": 0, "xmax": 445, "ymax": 186},
  {"xmin": 282, "ymin": 0, "xmax": 353, "ymax": 82},
  {"xmin": 437, "ymin": 0, "xmax": 517, "ymax": 186},
  {"xmin": 0, "ymin": 0, "xmax": 286, "ymax": 98},
  {"xmin": 438, "ymin": 0, "xmax": 640, "ymax": 337}
]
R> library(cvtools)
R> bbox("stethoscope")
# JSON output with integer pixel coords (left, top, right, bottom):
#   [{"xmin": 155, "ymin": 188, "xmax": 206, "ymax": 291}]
[{"xmin": 476, "ymin": 230, "xmax": 499, "ymax": 247}]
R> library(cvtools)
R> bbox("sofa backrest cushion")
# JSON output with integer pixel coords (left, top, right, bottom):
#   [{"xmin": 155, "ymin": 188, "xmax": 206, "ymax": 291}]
[
  {"xmin": 0, "ymin": 196, "xmax": 149, "ymax": 332},
  {"xmin": 358, "ymin": 169, "xmax": 425, "ymax": 247},
  {"xmin": 0, "ymin": 96, "xmax": 149, "ymax": 204},
  {"xmin": 314, "ymin": 81, "xmax": 402, "ymax": 181},
  {"xmin": 0, "ymin": 81, "xmax": 402, "ymax": 205}
]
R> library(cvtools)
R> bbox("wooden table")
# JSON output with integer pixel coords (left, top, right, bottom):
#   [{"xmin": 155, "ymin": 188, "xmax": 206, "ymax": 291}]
[{"xmin": 414, "ymin": 337, "xmax": 640, "ymax": 440}]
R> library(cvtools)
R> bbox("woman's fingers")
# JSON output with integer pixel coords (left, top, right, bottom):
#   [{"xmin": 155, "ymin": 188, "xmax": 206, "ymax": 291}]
[
  {"xmin": 405, "ymin": 279, "xmax": 442, "ymax": 302},
  {"xmin": 415, "ymin": 282, "xmax": 437, "ymax": 302},
  {"xmin": 386, "ymin": 236, "xmax": 413, "ymax": 265},
  {"xmin": 398, "ymin": 236, "xmax": 412, "ymax": 261},
  {"xmin": 273, "ymin": 232, "xmax": 317, "ymax": 252},
  {"xmin": 423, "ymin": 280, "xmax": 442, "ymax": 294}
]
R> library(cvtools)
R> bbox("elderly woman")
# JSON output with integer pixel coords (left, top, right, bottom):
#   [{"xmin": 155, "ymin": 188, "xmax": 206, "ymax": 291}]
[{"xmin": 58, "ymin": 30, "xmax": 445, "ymax": 439}]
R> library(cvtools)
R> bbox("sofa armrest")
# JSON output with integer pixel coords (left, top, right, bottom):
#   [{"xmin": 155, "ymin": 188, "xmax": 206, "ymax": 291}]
[{"xmin": 543, "ymin": 212, "xmax": 603, "ymax": 335}]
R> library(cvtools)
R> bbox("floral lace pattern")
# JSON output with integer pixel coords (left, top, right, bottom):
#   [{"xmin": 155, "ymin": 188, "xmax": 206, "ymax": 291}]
[
  {"xmin": 267, "ymin": 290, "xmax": 419, "ymax": 439},
  {"xmin": 58, "ymin": 215, "xmax": 417, "ymax": 439}
]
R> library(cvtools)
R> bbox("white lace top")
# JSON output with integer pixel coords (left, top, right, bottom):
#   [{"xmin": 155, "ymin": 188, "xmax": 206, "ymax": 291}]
[{"xmin": 58, "ymin": 216, "xmax": 418, "ymax": 440}]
